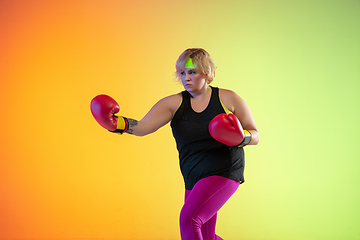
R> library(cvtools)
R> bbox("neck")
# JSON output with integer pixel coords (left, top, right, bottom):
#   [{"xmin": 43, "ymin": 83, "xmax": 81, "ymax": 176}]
[{"xmin": 188, "ymin": 84, "xmax": 211, "ymax": 99}]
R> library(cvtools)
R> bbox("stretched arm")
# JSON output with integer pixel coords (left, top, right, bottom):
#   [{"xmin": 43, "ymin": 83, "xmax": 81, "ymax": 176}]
[
  {"xmin": 219, "ymin": 89, "xmax": 259, "ymax": 145},
  {"xmin": 119, "ymin": 94, "xmax": 182, "ymax": 136}
]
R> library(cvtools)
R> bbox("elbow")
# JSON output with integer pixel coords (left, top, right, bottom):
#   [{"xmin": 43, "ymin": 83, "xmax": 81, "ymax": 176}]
[
  {"xmin": 249, "ymin": 130, "xmax": 259, "ymax": 145},
  {"xmin": 130, "ymin": 129, "xmax": 155, "ymax": 137},
  {"xmin": 129, "ymin": 131, "xmax": 148, "ymax": 137}
]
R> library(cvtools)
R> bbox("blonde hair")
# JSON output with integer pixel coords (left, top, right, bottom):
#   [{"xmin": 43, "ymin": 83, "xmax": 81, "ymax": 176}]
[{"xmin": 175, "ymin": 48, "xmax": 216, "ymax": 83}]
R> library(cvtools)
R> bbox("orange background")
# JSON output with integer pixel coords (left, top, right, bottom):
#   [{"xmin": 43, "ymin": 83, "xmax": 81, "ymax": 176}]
[{"xmin": 1, "ymin": 1, "xmax": 359, "ymax": 240}]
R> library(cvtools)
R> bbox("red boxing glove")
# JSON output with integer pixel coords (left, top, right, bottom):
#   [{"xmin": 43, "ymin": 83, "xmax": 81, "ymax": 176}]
[
  {"xmin": 209, "ymin": 113, "xmax": 245, "ymax": 146},
  {"xmin": 90, "ymin": 94, "xmax": 120, "ymax": 131}
]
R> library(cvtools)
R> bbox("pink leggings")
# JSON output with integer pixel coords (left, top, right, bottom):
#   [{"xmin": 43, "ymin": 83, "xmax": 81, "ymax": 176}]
[{"xmin": 180, "ymin": 175, "xmax": 240, "ymax": 240}]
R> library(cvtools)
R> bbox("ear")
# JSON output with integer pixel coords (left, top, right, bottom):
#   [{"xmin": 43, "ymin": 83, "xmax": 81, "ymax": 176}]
[{"xmin": 203, "ymin": 73, "xmax": 210, "ymax": 83}]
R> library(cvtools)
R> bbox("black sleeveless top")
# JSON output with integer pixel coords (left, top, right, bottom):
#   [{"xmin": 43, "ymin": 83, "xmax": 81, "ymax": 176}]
[{"xmin": 171, "ymin": 86, "xmax": 245, "ymax": 190}]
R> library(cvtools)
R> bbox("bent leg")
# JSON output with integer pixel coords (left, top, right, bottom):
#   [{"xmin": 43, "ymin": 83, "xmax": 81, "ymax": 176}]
[
  {"xmin": 201, "ymin": 213, "xmax": 223, "ymax": 240},
  {"xmin": 180, "ymin": 176, "xmax": 240, "ymax": 240},
  {"xmin": 185, "ymin": 191, "xmax": 219, "ymax": 240}
]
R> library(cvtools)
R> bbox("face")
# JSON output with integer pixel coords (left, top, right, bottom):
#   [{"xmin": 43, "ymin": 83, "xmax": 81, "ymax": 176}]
[{"xmin": 180, "ymin": 68, "xmax": 208, "ymax": 93}]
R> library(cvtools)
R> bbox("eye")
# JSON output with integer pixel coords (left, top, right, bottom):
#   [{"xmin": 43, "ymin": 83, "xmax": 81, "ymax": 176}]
[
  {"xmin": 189, "ymin": 71, "xmax": 195, "ymax": 75},
  {"xmin": 180, "ymin": 71, "xmax": 185, "ymax": 76}
]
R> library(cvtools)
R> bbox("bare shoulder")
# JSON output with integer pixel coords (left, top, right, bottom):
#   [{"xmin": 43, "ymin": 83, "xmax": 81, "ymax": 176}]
[
  {"xmin": 219, "ymin": 88, "xmax": 257, "ymax": 131},
  {"xmin": 156, "ymin": 92, "xmax": 183, "ymax": 114},
  {"xmin": 219, "ymin": 88, "xmax": 244, "ymax": 113},
  {"xmin": 219, "ymin": 88, "xmax": 242, "ymax": 99},
  {"xmin": 159, "ymin": 92, "xmax": 182, "ymax": 105},
  {"xmin": 161, "ymin": 92, "xmax": 182, "ymax": 101}
]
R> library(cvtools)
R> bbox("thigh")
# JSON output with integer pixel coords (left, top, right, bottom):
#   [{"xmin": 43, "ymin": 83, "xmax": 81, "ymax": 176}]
[
  {"xmin": 185, "ymin": 189, "xmax": 218, "ymax": 240},
  {"xmin": 183, "ymin": 175, "xmax": 240, "ymax": 224}
]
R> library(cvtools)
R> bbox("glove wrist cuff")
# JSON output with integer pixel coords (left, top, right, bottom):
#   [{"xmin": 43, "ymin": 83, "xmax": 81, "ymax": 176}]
[
  {"xmin": 237, "ymin": 130, "xmax": 252, "ymax": 147},
  {"xmin": 109, "ymin": 116, "xmax": 129, "ymax": 134}
]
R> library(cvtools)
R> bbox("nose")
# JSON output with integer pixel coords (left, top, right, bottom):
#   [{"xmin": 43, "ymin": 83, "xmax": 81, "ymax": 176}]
[{"xmin": 185, "ymin": 73, "xmax": 191, "ymax": 81}]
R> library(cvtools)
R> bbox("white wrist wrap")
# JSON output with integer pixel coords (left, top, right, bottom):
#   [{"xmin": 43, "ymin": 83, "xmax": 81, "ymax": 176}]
[{"xmin": 238, "ymin": 130, "xmax": 252, "ymax": 147}]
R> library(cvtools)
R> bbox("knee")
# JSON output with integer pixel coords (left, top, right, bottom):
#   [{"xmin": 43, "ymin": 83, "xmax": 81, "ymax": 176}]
[{"xmin": 180, "ymin": 209, "xmax": 203, "ymax": 230}]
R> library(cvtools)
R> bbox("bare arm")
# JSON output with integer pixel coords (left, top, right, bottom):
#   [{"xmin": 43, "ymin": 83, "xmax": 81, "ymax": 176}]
[
  {"xmin": 219, "ymin": 89, "xmax": 259, "ymax": 145},
  {"xmin": 123, "ymin": 94, "xmax": 182, "ymax": 136}
]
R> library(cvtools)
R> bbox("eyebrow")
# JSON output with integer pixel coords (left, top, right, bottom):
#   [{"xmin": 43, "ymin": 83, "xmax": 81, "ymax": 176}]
[{"xmin": 180, "ymin": 69, "xmax": 196, "ymax": 74}]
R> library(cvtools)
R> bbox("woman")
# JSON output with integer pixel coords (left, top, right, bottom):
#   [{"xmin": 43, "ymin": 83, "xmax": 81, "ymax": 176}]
[{"xmin": 91, "ymin": 48, "xmax": 259, "ymax": 240}]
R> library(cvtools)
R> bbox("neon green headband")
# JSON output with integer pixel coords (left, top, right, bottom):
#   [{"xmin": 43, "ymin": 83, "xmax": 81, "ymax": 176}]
[{"xmin": 184, "ymin": 58, "xmax": 196, "ymax": 69}]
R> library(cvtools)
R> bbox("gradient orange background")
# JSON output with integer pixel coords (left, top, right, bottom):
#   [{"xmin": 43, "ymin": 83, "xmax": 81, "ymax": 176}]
[{"xmin": 1, "ymin": 1, "xmax": 359, "ymax": 239}]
